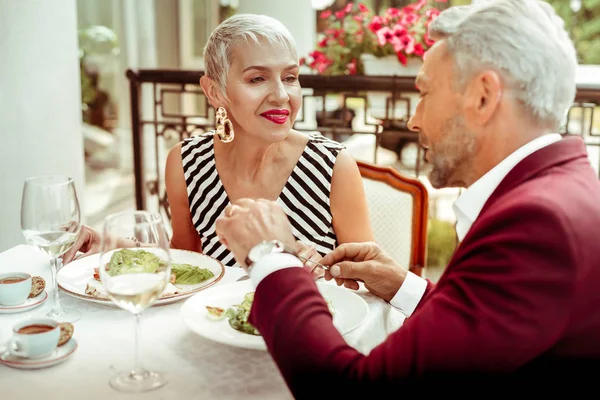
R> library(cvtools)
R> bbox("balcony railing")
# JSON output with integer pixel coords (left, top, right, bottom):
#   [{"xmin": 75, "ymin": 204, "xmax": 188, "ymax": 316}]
[{"xmin": 126, "ymin": 68, "xmax": 600, "ymax": 216}]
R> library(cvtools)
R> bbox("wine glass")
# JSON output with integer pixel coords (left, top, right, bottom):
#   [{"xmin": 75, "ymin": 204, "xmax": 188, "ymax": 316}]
[
  {"xmin": 99, "ymin": 210, "xmax": 171, "ymax": 393},
  {"xmin": 21, "ymin": 175, "xmax": 82, "ymax": 323}
]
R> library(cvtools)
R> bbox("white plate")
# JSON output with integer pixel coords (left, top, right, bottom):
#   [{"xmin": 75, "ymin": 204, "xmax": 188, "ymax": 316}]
[
  {"xmin": 57, "ymin": 250, "xmax": 225, "ymax": 306},
  {"xmin": 0, "ymin": 338, "xmax": 77, "ymax": 369},
  {"xmin": 0, "ymin": 291, "xmax": 48, "ymax": 314},
  {"xmin": 180, "ymin": 280, "xmax": 369, "ymax": 350}
]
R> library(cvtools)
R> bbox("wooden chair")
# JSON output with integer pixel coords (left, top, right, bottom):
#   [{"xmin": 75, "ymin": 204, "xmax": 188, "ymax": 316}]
[{"xmin": 357, "ymin": 161, "xmax": 429, "ymax": 276}]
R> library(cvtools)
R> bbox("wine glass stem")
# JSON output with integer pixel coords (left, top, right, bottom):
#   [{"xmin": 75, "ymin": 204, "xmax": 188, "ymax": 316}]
[
  {"xmin": 132, "ymin": 313, "xmax": 145, "ymax": 376},
  {"xmin": 47, "ymin": 256, "xmax": 64, "ymax": 317}
]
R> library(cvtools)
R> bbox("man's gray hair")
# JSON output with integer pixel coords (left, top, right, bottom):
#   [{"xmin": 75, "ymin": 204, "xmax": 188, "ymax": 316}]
[
  {"xmin": 203, "ymin": 14, "xmax": 298, "ymax": 95},
  {"xmin": 429, "ymin": 0, "xmax": 577, "ymax": 129}
]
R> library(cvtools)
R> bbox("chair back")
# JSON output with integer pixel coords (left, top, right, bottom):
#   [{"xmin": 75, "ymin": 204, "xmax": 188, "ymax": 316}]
[{"xmin": 357, "ymin": 161, "xmax": 428, "ymax": 276}]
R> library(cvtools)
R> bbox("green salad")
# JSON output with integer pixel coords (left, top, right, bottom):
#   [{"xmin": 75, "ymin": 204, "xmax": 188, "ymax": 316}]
[
  {"xmin": 206, "ymin": 292, "xmax": 260, "ymax": 336},
  {"xmin": 107, "ymin": 249, "xmax": 214, "ymax": 284},
  {"xmin": 226, "ymin": 292, "xmax": 260, "ymax": 336},
  {"xmin": 206, "ymin": 291, "xmax": 335, "ymax": 336}
]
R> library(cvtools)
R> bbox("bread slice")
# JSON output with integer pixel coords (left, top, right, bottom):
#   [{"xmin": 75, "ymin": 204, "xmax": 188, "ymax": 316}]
[
  {"xmin": 29, "ymin": 276, "xmax": 46, "ymax": 298},
  {"xmin": 58, "ymin": 322, "xmax": 74, "ymax": 346}
]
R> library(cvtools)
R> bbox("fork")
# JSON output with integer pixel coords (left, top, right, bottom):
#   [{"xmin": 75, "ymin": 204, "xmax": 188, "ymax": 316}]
[
  {"xmin": 296, "ymin": 254, "xmax": 330, "ymax": 271},
  {"xmin": 236, "ymin": 254, "xmax": 330, "ymax": 281}
]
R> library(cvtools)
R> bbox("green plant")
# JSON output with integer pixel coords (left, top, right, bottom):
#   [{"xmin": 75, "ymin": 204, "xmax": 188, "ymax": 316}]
[
  {"xmin": 301, "ymin": 0, "xmax": 447, "ymax": 75},
  {"xmin": 426, "ymin": 218, "xmax": 457, "ymax": 267},
  {"xmin": 78, "ymin": 26, "xmax": 119, "ymax": 112},
  {"xmin": 545, "ymin": 0, "xmax": 600, "ymax": 65}
]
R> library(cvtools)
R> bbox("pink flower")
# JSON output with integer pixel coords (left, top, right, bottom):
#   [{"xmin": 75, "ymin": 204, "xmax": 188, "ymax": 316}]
[
  {"xmin": 386, "ymin": 7, "xmax": 402, "ymax": 18},
  {"xmin": 309, "ymin": 50, "xmax": 328, "ymax": 64},
  {"xmin": 426, "ymin": 8, "xmax": 440, "ymax": 19},
  {"xmin": 401, "ymin": 12, "xmax": 419, "ymax": 26},
  {"xmin": 347, "ymin": 59, "xmax": 357, "ymax": 75},
  {"xmin": 317, "ymin": 62, "xmax": 331, "ymax": 74},
  {"xmin": 368, "ymin": 15, "xmax": 386, "ymax": 33},
  {"xmin": 392, "ymin": 24, "xmax": 407, "ymax": 39},
  {"xmin": 376, "ymin": 27, "xmax": 394, "ymax": 46},
  {"xmin": 305, "ymin": 0, "xmax": 446, "ymax": 76},
  {"xmin": 399, "ymin": 34, "xmax": 416, "ymax": 54},
  {"xmin": 325, "ymin": 28, "xmax": 341, "ymax": 38},
  {"xmin": 414, "ymin": 0, "xmax": 428, "ymax": 11},
  {"xmin": 424, "ymin": 32, "xmax": 435, "ymax": 46},
  {"xmin": 397, "ymin": 51, "xmax": 407, "ymax": 66},
  {"xmin": 413, "ymin": 43, "xmax": 425, "ymax": 57}
]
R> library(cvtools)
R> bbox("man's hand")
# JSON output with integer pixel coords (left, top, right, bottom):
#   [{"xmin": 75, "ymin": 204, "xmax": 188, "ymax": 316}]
[
  {"xmin": 61, "ymin": 225, "xmax": 101, "ymax": 264},
  {"xmin": 320, "ymin": 242, "xmax": 407, "ymax": 302},
  {"xmin": 215, "ymin": 199, "xmax": 297, "ymax": 271}
]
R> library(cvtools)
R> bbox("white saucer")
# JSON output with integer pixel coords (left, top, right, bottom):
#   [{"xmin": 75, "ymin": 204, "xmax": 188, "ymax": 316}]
[
  {"xmin": 0, "ymin": 291, "xmax": 48, "ymax": 314},
  {"xmin": 0, "ymin": 338, "xmax": 77, "ymax": 370}
]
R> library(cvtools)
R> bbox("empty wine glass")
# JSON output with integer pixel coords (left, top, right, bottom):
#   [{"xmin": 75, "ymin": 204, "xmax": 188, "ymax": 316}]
[
  {"xmin": 21, "ymin": 175, "xmax": 82, "ymax": 323},
  {"xmin": 99, "ymin": 210, "xmax": 171, "ymax": 393}
]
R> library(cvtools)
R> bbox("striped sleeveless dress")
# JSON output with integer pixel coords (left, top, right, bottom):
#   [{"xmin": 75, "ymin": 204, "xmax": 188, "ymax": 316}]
[{"xmin": 181, "ymin": 132, "xmax": 344, "ymax": 268}]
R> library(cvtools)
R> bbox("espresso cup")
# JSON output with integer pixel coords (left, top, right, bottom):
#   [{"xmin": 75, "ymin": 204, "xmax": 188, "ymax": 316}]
[
  {"xmin": 0, "ymin": 272, "xmax": 32, "ymax": 306},
  {"xmin": 7, "ymin": 317, "xmax": 60, "ymax": 359}
]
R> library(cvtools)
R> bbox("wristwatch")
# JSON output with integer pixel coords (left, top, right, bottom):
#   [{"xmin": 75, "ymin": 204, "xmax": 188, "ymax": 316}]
[{"xmin": 245, "ymin": 240, "xmax": 290, "ymax": 269}]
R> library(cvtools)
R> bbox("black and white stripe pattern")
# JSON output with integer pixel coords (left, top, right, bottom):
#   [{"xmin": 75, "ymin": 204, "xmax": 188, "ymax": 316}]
[{"xmin": 181, "ymin": 132, "xmax": 344, "ymax": 267}]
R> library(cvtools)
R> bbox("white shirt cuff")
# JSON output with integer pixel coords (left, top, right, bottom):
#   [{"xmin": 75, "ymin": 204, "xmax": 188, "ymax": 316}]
[
  {"xmin": 249, "ymin": 252, "xmax": 303, "ymax": 287},
  {"xmin": 389, "ymin": 271, "xmax": 427, "ymax": 317}
]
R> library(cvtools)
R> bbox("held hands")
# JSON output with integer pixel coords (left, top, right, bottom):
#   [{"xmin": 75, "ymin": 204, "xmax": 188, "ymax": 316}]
[
  {"xmin": 320, "ymin": 242, "xmax": 407, "ymax": 302},
  {"xmin": 214, "ymin": 199, "xmax": 409, "ymax": 301},
  {"xmin": 215, "ymin": 199, "xmax": 297, "ymax": 270}
]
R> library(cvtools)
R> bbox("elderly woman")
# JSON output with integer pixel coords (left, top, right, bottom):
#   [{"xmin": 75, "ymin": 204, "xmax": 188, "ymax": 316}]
[{"xmin": 63, "ymin": 14, "xmax": 373, "ymax": 272}]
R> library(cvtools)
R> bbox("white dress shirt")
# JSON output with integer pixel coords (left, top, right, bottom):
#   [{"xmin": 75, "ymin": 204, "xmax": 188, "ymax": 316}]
[
  {"xmin": 251, "ymin": 133, "xmax": 562, "ymax": 316},
  {"xmin": 452, "ymin": 133, "xmax": 562, "ymax": 242}
]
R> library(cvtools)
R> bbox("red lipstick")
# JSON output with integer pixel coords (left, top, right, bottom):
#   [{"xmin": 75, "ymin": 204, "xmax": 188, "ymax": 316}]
[{"xmin": 260, "ymin": 109, "xmax": 289, "ymax": 125}]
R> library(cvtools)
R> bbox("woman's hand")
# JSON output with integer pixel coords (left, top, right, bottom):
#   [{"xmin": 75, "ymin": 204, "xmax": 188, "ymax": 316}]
[
  {"xmin": 294, "ymin": 240, "xmax": 324, "ymax": 280},
  {"xmin": 61, "ymin": 225, "xmax": 102, "ymax": 264},
  {"xmin": 215, "ymin": 199, "xmax": 297, "ymax": 270}
]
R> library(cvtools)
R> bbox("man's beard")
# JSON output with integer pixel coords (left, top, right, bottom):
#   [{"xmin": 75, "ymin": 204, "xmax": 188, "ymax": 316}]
[{"xmin": 427, "ymin": 115, "xmax": 476, "ymax": 189}]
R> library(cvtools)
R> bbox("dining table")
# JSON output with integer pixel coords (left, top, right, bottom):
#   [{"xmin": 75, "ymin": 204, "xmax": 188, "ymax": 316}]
[{"xmin": 0, "ymin": 244, "xmax": 406, "ymax": 400}]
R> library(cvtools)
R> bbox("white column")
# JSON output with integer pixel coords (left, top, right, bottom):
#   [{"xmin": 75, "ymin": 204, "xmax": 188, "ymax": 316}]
[
  {"xmin": 237, "ymin": 0, "xmax": 316, "ymax": 60},
  {"xmin": 117, "ymin": 0, "xmax": 158, "ymax": 179},
  {"xmin": 0, "ymin": 0, "xmax": 85, "ymax": 251}
]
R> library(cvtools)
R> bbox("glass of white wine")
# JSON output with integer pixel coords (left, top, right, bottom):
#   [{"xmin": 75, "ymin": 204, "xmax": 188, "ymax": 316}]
[
  {"xmin": 99, "ymin": 210, "xmax": 171, "ymax": 393},
  {"xmin": 21, "ymin": 175, "xmax": 82, "ymax": 323}
]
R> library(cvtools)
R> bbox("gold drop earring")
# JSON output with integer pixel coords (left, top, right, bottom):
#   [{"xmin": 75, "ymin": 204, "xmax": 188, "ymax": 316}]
[{"xmin": 215, "ymin": 106, "xmax": 234, "ymax": 143}]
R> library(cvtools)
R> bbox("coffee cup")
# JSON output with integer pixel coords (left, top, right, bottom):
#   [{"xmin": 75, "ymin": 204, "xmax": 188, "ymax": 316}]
[
  {"xmin": 0, "ymin": 272, "xmax": 32, "ymax": 306},
  {"xmin": 7, "ymin": 317, "xmax": 60, "ymax": 359}
]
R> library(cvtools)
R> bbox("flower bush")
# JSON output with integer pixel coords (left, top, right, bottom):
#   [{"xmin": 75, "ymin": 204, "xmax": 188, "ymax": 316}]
[{"xmin": 301, "ymin": 0, "xmax": 447, "ymax": 75}]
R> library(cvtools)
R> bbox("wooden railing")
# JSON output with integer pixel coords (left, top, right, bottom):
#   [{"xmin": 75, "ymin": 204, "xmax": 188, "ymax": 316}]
[{"xmin": 126, "ymin": 68, "xmax": 600, "ymax": 214}]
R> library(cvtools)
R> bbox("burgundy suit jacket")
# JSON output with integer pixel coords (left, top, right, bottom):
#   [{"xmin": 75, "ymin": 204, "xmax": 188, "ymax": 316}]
[{"xmin": 249, "ymin": 136, "xmax": 600, "ymax": 395}]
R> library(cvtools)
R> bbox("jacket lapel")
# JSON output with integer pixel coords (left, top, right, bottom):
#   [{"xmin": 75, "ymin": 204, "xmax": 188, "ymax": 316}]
[
  {"xmin": 438, "ymin": 136, "xmax": 589, "ymax": 279},
  {"xmin": 478, "ymin": 135, "xmax": 589, "ymax": 217}
]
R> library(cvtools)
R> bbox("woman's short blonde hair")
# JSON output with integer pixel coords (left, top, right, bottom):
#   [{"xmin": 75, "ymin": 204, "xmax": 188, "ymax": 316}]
[{"xmin": 203, "ymin": 14, "xmax": 298, "ymax": 95}]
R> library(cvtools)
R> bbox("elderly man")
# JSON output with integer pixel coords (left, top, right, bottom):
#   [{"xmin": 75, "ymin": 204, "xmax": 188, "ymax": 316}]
[{"xmin": 215, "ymin": 0, "xmax": 600, "ymax": 394}]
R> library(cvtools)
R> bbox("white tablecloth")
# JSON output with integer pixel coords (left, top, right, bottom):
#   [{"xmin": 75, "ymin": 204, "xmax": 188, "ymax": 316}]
[{"xmin": 0, "ymin": 245, "xmax": 405, "ymax": 400}]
